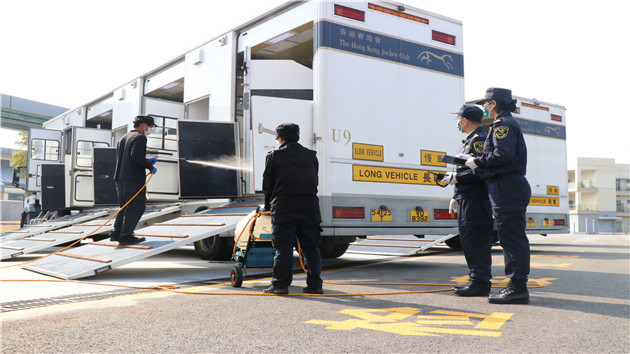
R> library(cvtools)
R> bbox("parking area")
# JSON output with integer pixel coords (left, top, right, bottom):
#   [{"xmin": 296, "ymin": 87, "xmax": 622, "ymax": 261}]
[{"xmin": 1, "ymin": 233, "xmax": 628, "ymax": 353}]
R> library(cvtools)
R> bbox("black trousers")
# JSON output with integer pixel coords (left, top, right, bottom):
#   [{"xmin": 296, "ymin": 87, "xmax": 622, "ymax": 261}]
[
  {"xmin": 112, "ymin": 179, "xmax": 147, "ymax": 239},
  {"xmin": 458, "ymin": 197, "xmax": 494, "ymax": 286},
  {"xmin": 486, "ymin": 174, "xmax": 531, "ymax": 282},
  {"xmin": 270, "ymin": 213, "xmax": 322, "ymax": 289}
]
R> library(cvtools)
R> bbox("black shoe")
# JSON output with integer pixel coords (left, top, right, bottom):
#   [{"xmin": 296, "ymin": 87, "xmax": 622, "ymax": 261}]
[
  {"xmin": 488, "ymin": 280, "xmax": 529, "ymax": 304},
  {"xmin": 118, "ymin": 236, "xmax": 146, "ymax": 245},
  {"xmin": 263, "ymin": 285, "xmax": 289, "ymax": 294},
  {"xmin": 303, "ymin": 286, "xmax": 324, "ymax": 294},
  {"xmin": 454, "ymin": 282, "xmax": 490, "ymax": 297},
  {"xmin": 454, "ymin": 280, "xmax": 472, "ymax": 290},
  {"xmin": 109, "ymin": 231, "xmax": 120, "ymax": 242}
]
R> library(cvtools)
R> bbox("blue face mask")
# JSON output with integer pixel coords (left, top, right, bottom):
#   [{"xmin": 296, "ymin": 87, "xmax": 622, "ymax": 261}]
[
  {"xmin": 483, "ymin": 107, "xmax": 490, "ymax": 118},
  {"xmin": 456, "ymin": 120, "xmax": 462, "ymax": 132}
]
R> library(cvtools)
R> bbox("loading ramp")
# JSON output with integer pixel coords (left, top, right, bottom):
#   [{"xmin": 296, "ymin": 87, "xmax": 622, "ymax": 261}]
[
  {"xmin": 0, "ymin": 210, "xmax": 110, "ymax": 243},
  {"xmin": 347, "ymin": 234, "xmax": 457, "ymax": 256},
  {"xmin": 1, "ymin": 205, "xmax": 181, "ymax": 260},
  {"xmin": 22, "ymin": 202, "xmax": 260, "ymax": 280}
]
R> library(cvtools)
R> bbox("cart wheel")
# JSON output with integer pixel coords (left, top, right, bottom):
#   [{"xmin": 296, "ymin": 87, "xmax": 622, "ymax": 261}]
[{"xmin": 231, "ymin": 265, "xmax": 243, "ymax": 288}]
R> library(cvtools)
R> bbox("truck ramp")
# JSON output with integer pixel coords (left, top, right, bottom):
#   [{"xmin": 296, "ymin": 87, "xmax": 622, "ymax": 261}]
[
  {"xmin": 22, "ymin": 202, "xmax": 260, "ymax": 280},
  {"xmin": 0, "ymin": 210, "xmax": 110, "ymax": 243},
  {"xmin": 347, "ymin": 234, "xmax": 457, "ymax": 256},
  {"xmin": 1, "ymin": 205, "xmax": 181, "ymax": 260}
]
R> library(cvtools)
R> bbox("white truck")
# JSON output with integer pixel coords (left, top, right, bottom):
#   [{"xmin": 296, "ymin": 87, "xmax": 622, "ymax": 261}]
[{"xmin": 19, "ymin": 1, "xmax": 567, "ymax": 264}]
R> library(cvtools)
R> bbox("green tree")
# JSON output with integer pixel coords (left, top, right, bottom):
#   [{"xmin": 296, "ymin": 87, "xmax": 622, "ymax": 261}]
[{"xmin": 10, "ymin": 131, "xmax": 28, "ymax": 179}]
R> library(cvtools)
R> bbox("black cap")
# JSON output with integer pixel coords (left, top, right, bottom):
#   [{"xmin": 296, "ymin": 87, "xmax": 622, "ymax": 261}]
[
  {"xmin": 275, "ymin": 123, "xmax": 300, "ymax": 142},
  {"xmin": 133, "ymin": 115, "xmax": 156, "ymax": 127},
  {"xmin": 455, "ymin": 104, "xmax": 483, "ymax": 122},
  {"xmin": 475, "ymin": 87, "xmax": 513, "ymax": 105}
]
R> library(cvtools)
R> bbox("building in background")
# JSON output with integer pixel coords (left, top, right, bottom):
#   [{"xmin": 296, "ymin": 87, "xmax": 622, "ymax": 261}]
[
  {"xmin": 1, "ymin": 94, "xmax": 67, "ymax": 222},
  {"xmin": 568, "ymin": 157, "xmax": 630, "ymax": 234}
]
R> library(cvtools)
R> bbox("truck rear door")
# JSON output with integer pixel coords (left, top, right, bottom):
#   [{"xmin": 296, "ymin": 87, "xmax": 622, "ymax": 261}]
[
  {"xmin": 69, "ymin": 127, "xmax": 112, "ymax": 208},
  {"xmin": 243, "ymin": 52, "xmax": 314, "ymax": 192},
  {"xmin": 26, "ymin": 128, "xmax": 63, "ymax": 192}
]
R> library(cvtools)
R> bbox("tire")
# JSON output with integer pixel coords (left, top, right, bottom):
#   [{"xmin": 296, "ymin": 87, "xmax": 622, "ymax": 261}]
[
  {"xmin": 194, "ymin": 236, "xmax": 231, "ymax": 260},
  {"xmin": 444, "ymin": 235, "xmax": 462, "ymax": 250},
  {"xmin": 231, "ymin": 265, "xmax": 243, "ymax": 287},
  {"xmin": 320, "ymin": 238, "xmax": 352, "ymax": 259}
]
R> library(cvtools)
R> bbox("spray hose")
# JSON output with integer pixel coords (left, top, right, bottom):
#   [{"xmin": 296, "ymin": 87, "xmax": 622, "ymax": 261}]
[
  {"xmin": 0, "ymin": 173, "xmax": 154, "ymax": 270},
  {"xmin": 1, "ymin": 179, "xmax": 543, "ymax": 300}
]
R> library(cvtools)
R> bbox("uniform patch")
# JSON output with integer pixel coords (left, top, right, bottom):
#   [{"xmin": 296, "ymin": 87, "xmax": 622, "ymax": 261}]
[
  {"xmin": 474, "ymin": 141, "xmax": 484, "ymax": 154},
  {"xmin": 494, "ymin": 126, "xmax": 509, "ymax": 140}
]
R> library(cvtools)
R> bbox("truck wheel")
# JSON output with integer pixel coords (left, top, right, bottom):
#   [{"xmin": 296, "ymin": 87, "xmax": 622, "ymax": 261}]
[
  {"xmin": 194, "ymin": 236, "xmax": 231, "ymax": 260},
  {"xmin": 320, "ymin": 238, "xmax": 352, "ymax": 259},
  {"xmin": 231, "ymin": 265, "xmax": 243, "ymax": 287},
  {"xmin": 444, "ymin": 235, "xmax": 462, "ymax": 250}
]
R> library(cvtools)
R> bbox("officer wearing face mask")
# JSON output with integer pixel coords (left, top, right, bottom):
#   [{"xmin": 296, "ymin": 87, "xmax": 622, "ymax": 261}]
[
  {"xmin": 441, "ymin": 105, "xmax": 494, "ymax": 297},
  {"xmin": 465, "ymin": 88, "xmax": 532, "ymax": 304},
  {"xmin": 110, "ymin": 115, "xmax": 158, "ymax": 245}
]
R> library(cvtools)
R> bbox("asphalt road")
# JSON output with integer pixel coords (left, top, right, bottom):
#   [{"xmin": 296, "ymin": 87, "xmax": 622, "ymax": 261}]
[{"xmin": 1, "ymin": 233, "xmax": 628, "ymax": 353}]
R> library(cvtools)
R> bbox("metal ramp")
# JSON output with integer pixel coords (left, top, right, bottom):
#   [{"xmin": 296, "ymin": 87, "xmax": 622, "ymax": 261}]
[
  {"xmin": 347, "ymin": 234, "xmax": 457, "ymax": 256},
  {"xmin": 1, "ymin": 205, "xmax": 181, "ymax": 260},
  {"xmin": 22, "ymin": 202, "xmax": 260, "ymax": 280},
  {"xmin": 0, "ymin": 210, "xmax": 110, "ymax": 244}
]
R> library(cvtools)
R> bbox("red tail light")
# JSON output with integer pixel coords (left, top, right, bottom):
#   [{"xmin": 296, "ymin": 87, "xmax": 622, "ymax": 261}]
[
  {"xmin": 434, "ymin": 209, "xmax": 457, "ymax": 219},
  {"xmin": 333, "ymin": 207, "xmax": 365, "ymax": 219},
  {"xmin": 554, "ymin": 219, "xmax": 565, "ymax": 226},
  {"xmin": 432, "ymin": 30, "xmax": 456, "ymax": 45},
  {"xmin": 334, "ymin": 4, "xmax": 365, "ymax": 22},
  {"xmin": 551, "ymin": 114, "xmax": 562, "ymax": 122}
]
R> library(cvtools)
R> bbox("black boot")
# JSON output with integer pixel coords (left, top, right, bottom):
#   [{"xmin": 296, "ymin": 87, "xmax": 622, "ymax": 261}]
[
  {"xmin": 454, "ymin": 280, "xmax": 490, "ymax": 297},
  {"xmin": 488, "ymin": 279, "xmax": 529, "ymax": 304}
]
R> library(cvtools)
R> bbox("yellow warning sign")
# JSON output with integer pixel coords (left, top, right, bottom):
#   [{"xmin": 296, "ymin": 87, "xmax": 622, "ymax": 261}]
[
  {"xmin": 546, "ymin": 186, "xmax": 559, "ymax": 195},
  {"xmin": 529, "ymin": 197, "xmax": 560, "ymax": 207},
  {"xmin": 420, "ymin": 150, "xmax": 447, "ymax": 167},
  {"xmin": 410, "ymin": 210, "xmax": 429, "ymax": 222},
  {"xmin": 371, "ymin": 209, "xmax": 392, "ymax": 221},
  {"xmin": 353, "ymin": 143, "xmax": 384, "ymax": 161},
  {"xmin": 353, "ymin": 165, "xmax": 439, "ymax": 185}
]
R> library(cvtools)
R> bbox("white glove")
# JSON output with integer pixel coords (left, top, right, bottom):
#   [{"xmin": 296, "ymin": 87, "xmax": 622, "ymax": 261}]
[
  {"xmin": 465, "ymin": 157, "xmax": 478, "ymax": 169},
  {"xmin": 441, "ymin": 172, "xmax": 457, "ymax": 185},
  {"xmin": 457, "ymin": 153, "xmax": 472, "ymax": 160},
  {"xmin": 449, "ymin": 199, "xmax": 459, "ymax": 214}
]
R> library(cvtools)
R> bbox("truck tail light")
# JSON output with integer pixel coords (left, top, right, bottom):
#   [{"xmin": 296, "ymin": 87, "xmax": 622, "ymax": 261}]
[
  {"xmin": 551, "ymin": 114, "xmax": 562, "ymax": 122},
  {"xmin": 434, "ymin": 209, "xmax": 457, "ymax": 219},
  {"xmin": 554, "ymin": 219, "xmax": 565, "ymax": 226},
  {"xmin": 368, "ymin": 3, "xmax": 429, "ymax": 24},
  {"xmin": 333, "ymin": 206, "xmax": 365, "ymax": 219},
  {"xmin": 334, "ymin": 4, "xmax": 365, "ymax": 22},
  {"xmin": 432, "ymin": 30, "xmax": 456, "ymax": 45}
]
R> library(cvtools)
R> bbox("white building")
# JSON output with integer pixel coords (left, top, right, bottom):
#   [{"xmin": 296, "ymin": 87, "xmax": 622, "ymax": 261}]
[{"xmin": 568, "ymin": 157, "xmax": 630, "ymax": 234}]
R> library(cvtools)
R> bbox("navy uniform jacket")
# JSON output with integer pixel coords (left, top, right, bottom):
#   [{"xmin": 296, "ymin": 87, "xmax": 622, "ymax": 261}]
[
  {"xmin": 473, "ymin": 112, "xmax": 527, "ymax": 178},
  {"xmin": 262, "ymin": 141, "xmax": 320, "ymax": 215},
  {"xmin": 114, "ymin": 129, "xmax": 154, "ymax": 181},
  {"xmin": 454, "ymin": 126, "xmax": 488, "ymax": 200}
]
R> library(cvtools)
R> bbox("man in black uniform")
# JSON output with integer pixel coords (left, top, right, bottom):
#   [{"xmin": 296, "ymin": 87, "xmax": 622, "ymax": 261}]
[
  {"xmin": 262, "ymin": 123, "xmax": 322, "ymax": 295},
  {"xmin": 466, "ymin": 88, "xmax": 532, "ymax": 304},
  {"xmin": 110, "ymin": 115, "xmax": 158, "ymax": 246},
  {"xmin": 441, "ymin": 104, "xmax": 494, "ymax": 296}
]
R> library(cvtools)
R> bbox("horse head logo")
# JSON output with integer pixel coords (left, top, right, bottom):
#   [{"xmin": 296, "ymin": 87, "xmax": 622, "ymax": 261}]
[
  {"xmin": 418, "ymin": 51, "xmax": 454, "ymax": 71},
  {"xmin": 544, "ymin": 126, "xmax": 561, "ymax": 136}
]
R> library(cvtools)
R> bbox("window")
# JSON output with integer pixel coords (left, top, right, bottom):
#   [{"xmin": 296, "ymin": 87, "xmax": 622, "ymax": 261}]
[
  {"xmin": 31, "ymin": 139, "xmax": 60, "ymax": 161},
  {"xmin": 76, "ymin": 141, "xmax": 109, "ymax": 167},
  {"xmin": 147, "ymin": 116, "xmax": 178, "ymax": 151},
  {"xmin": 617, "ymin": 179, "xmax": 621, "ymax": 191}
]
